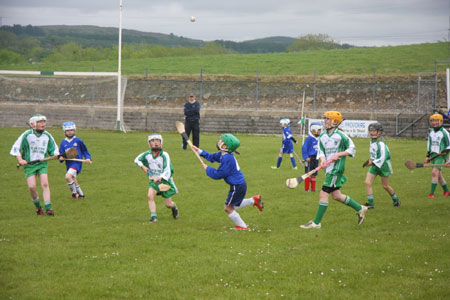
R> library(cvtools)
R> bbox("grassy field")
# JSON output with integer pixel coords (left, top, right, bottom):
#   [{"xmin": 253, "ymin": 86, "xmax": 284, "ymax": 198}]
[
  {"xmin": 1, "ymin": 127, "xmax": 449, "ymax": 299},
  {"xmin": 0, "ymin": 42, "xmax": 448, "ymax": 76}
]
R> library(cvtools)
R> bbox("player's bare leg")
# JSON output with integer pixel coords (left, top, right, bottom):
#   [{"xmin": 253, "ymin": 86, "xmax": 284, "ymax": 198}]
[
  {"xmin": 39, "ymin": 173, "xmax": 54, "ymax": 215},
  {"xmin": 148, "ymin": 188, "xmax": 158, "ymax": 222},
  {"xmin": 364, "ymin": 172, "xmax": 376, "ymax": 208}
]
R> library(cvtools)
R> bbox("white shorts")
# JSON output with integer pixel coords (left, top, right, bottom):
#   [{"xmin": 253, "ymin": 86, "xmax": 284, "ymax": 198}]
[{"xmin": 66, "ymin": 168, "xmax": 78, "ymax": 178}]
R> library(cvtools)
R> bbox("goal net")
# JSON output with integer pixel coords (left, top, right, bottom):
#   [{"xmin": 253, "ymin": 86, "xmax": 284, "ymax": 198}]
[{"xmin": 0, "ymin": 70, "xmax": 127, "ymax": 132}]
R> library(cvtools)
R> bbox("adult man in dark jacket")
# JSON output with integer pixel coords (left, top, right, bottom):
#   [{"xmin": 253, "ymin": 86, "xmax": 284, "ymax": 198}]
[{"xmin": 182, "ymin": 93, "xmax": 201, "ymax": 149}]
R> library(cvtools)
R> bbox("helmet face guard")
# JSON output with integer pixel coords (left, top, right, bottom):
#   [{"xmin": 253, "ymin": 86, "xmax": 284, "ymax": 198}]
[
  {"xmin": 323, "ymin": 111, "xmax": 342, "ymax": 129},
  {"xmin": 62, "ymin": 121, "xmax": 76, "ymax": 131},
  {"xmin": 280, "ymin": 118, "xmax": 290, "ymax": 127},
  {"xmin": 429, "ymin": 113, "xmax": 443, "ymax": 128},
  {"xmin": 219, "ymin": 133, "xmax": 240, "ymax": 152},
  {"xmin": 368, "ymin": 122, "xmax": 383, "ymax": 139},
  {"xmin": 29, "ymin": 114, "xmax": 47, "ymax": 126},
  {"xmin": 310, "ymin": 122, "xmax": 322, "ymax": 136},
  {"xmin": 148, "ymin": 133, "xmax": 163, "ymax": 150}
]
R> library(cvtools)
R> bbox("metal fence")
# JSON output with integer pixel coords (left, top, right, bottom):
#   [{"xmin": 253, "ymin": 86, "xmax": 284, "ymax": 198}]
[{"xmin": 0, "ymin": 71, "xmax": 444, "ymax": 114}]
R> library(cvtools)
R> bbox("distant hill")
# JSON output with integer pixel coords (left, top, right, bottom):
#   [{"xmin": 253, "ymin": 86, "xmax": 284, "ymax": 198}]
[
  {"xmin": 1, "ymin": 24, "xmax": 206, "ymax": 49},
  {"xmin": 0, "ymin": 24, "xmax": 294, "ymax": 53}
]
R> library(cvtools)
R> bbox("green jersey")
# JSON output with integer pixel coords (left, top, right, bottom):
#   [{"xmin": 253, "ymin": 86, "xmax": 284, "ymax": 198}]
[
  {"xmin": 134, "ymin": 149, "xmax": 174, "ymax": 181},
  {"xmin": 369, "ymin": 140, "xmax": 391, "ymax": 168},
  {"xmin": 10, "ymin": 129, "xmax": 59, "ymax": 162},
  {"xmin": 317, "ymin": 128, "xmax": 355, "ymax": 175},
  {"xmin": 427, "ymin": 126, "xmax": 450, "ymax": 155}
]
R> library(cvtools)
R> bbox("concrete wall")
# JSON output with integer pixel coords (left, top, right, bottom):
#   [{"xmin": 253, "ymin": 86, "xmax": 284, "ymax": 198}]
[{"xmin": 0, "ymin": 102, "xmax": 429, "ymax": 138}]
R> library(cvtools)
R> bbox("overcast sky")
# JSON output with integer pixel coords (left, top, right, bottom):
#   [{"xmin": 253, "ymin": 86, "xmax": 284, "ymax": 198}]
[{"xmin": 0, "ymin": 0, "xmax": 448, "ymax": 46}]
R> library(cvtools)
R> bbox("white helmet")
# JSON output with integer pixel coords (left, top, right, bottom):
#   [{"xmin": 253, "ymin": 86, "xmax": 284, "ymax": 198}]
[
  {"xmin": 148, "ymin": 133, "xmax": 163, "ymax": 145},
  {"xmin": 62, "ymin": 121, "xmax": 76, "ymax": 131},
  {"xmin": 29, "ymin": 114, "xmax": 46, "ymax": 125},
  {"xmin": 310, "ymin": 122, "xmax": 322, "ymax": 133},
  {"xmin": 280, "ymin": 118, "xmax": 290, "ymax": 126}
]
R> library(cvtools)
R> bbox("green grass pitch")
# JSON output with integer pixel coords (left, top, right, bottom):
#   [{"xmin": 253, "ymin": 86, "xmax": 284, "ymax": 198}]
[{"xmin": 0, "ymin": 127, "xmax": 449, "ymax": 299}]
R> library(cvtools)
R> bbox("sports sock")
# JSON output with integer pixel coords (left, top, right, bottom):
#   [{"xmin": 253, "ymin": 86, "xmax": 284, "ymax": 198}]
[
  {"xmin": 150, "ymin": 212, "xmax": 158, "ymax": 220},
  {"xmin": 44, "ymin": 201, "xmax": 52, "ymax": 211},
  {"xmin": 68, "ymin": 182, "xmax": 77, "ymax": 193},
  {"xmin": 367, "ymin": 194, "xmax": 374, "ymax": 206},
  {"xmin": 343, "ymin": 195, "xmax": 362, "ymax": 211},
  {"xmin": 276, "ymin": 157, "xmax": 282, "ymax": 168},
  {"xmin": 430, "ymin": 182, "xmax": 437, "ymax": 194},
  {"xmin": 441, "ymin": 183, "xmax": 449, "ymax": 192},
  {"xmin": 76, "ymin": 185, "xmax": 84, "ymax": 196},
  {"xmin": 32, "ymin": 197, "xmax": 41, "ymax": 208},
  {"xmin": 390, "ymin": 193, "xmax": 399, "ymax": 203},
  {"xmin": 290, "ymin": 157, "xmax": 297, "ymax": 168},
  {"xmin": 304, "ymin": 177, "xmax": 310, "ymax": 191},
  {"xmin": 311, "ymin": 177, "xmax": 316, "ymax": 191},
  {"xmin": 228, "ymin": 210, "xmax": 247, "ymax": 227},
  {"xmin": 235, "ymin": 198, "xmax": 253, "ymax": 209},
  {"xmin": 313, "ymin": 201, "xmax": 328, "ymax": 224}
]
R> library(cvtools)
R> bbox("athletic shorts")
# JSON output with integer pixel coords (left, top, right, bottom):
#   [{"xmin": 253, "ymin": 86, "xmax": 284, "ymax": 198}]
[
  {"xmin": 368, "ymin": 160, "xmax": 393, "ymax": 177},
  {"xmin": 322, "ymin": 173, "xmax": 347, "ymax": 191},
  {"xmin": 66, "ymin": 168, "xmax": 78, "ymax": 178},
  {"xmin": 305, "ymin": 157, "xmax": 319, "ymax": 175},
  {"xmin": 431, "ymin": 154, "xmax": 448, "ymax": 170},
  {"xmin": 225, "ymin": 182, "xmax": 247, "ymax": 207},
  {"xmin": 149, "ymin": 178, "xmax": 177, "ymax": 198},
  {"xmin": 24, "ymin": 162, "xmax": 48, "ymax": 178},
  {"xmin": 281, "ymin": 142, "xmax": 294, "ymax": 154}
]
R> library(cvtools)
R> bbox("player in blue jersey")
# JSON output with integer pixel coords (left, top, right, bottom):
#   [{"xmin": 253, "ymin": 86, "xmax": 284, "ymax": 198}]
[
  {"xmin": 272, "ymin": 118, "xmax": 298, "ymax": 170},
  {"xmin": 192, "ymin": 134, "xmax": 263, "ymax": 231},
  {"xmin": 59, "ymin": 122, "xmax": 92, "ymax": 199},
  {"xmin": 302, "ymin": 122, "xmax": 322, "ymax": 192}
]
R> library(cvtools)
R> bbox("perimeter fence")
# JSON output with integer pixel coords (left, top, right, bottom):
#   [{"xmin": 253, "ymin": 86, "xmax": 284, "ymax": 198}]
[{"xmin": 0, "ymin": 71, "xmax": 445, "ymax": 114}]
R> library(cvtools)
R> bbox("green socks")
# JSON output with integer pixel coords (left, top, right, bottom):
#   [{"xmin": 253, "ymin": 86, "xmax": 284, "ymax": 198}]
[
  {"xmin": 32, "ymin": 198, "xmax": 41, "ymax": 209},
  {"xmin": 367, "ymin": 194, "xmax": 374, "ymax": 206},
  {"xmin": 313, "ymin": 202, "xmax": 328, "ymax": 224},
  {"xmin": 343, "ymin": 195, "xmax": 362, "ymax": 211},
  {"xmin": 430, "ymin": 182, "xmax": 437, "ymax": 194}
]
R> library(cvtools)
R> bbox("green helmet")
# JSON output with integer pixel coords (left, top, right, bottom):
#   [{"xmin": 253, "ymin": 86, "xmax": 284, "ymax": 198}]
[{"xmin": 221, "ymin": 134, "xmax": 240, "ymax": 152}]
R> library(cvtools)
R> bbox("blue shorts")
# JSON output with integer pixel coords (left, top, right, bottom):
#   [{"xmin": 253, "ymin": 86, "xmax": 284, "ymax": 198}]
[
  {"xmin": 281, "ymin": 142, "xmax": 294, "ymax": 154},
  {"xmin": 225, "ymin": 182, "xmax": 247, "ymax": 207}
]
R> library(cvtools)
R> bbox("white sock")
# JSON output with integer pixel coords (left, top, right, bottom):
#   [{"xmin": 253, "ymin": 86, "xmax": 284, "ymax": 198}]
[
  {"xmin": 228, "ymin": 210, "xmax": 247, "ymax": 227},
  {"xmin": 235, "ymin": 197, "xmax": 254, "ymax": 209},
  {"xmin": 76, "ymin": 185, "xmax": 84, "ymax": 196},
  {"xmin": 68, "ymin": 182, "xmax": 77, "ymax": 193}
]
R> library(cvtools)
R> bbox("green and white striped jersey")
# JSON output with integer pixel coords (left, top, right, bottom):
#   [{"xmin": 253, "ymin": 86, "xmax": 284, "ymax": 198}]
[
  {"xmin": 10, "ymin": 129, "xmax": 59, "ymax": 161},
  {"xmin": 427, "ymin": 126, "xmax": 450, "ymax": 155},
  {"xmin": 317, "ymin": 128, "xmax": 355, "ymax": 175},
  {"xmin": 370, "ymin": 140, "xmax": 391, "ymax": 168},
  {"xmin": 134, "ymin": 150, "xmax": 173, "ymax": 181}
]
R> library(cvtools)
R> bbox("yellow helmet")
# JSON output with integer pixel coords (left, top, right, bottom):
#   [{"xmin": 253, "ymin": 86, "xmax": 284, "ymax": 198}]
[
  {"xmin": 323, "ymin": 111, "xmax": 343, "ymax": 128},
  {"xmin": 429, "ymin": 113, "xmax": 443, "ymax": 122},
  {"xmin": 429, "ymin": 113, "xmax": 443, "ymax": 128}
]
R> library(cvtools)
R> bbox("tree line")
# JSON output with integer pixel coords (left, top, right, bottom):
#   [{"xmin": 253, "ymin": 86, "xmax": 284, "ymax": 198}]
[{"xmin": 0, "ymin": 24, "xmax": 354, "ymax": 64}]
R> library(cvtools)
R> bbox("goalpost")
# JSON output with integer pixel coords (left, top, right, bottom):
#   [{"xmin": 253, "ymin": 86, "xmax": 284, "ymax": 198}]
[{"xmin": 0, "ymin": 70, "xmax": 128, "ymax": 131}]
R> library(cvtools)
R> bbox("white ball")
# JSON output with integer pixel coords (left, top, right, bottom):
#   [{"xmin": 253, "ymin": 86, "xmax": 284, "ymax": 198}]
[{"xmin": 190, "ymin": 16, "xmax": 196, "ymax": 22}]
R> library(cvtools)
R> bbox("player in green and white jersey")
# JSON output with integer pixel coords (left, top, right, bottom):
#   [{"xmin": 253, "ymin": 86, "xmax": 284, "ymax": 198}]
[
  {"xmin": 425, "ymin": 113, "xmax": 450, "ymax": 199},
  {"xmin": 10, "ymin": 114, "xmax": 59, "ymax": 216},
  {"xmin": 301, "ymin": 111, "xmax": 368, "ymax": 229},
  {"xmin": 134, "ymin": 133, "xmax": 179, "ymax": 223},
  {"xmin": 363, "ymin": 122, "xmax": 400, "ymax": 208}
]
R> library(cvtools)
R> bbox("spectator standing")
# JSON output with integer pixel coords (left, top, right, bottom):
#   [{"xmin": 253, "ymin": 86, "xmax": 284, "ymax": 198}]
[{"xmin": 182, "ymin": 93, "xmax": 201, "ymax": 149}]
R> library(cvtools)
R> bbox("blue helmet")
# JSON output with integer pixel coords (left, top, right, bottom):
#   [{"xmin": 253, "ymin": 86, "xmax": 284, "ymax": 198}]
[{"xmin": 62, "ymin": 121, "xmax": 76, "ymax": 131}]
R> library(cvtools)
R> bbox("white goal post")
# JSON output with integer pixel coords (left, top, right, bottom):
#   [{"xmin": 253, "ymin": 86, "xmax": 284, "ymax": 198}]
[{"xmin": 0, "ymin": 70, "xmax": 128, "ymax": 132}]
